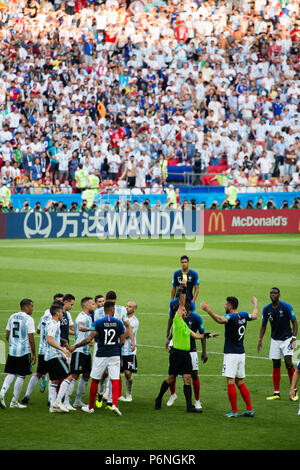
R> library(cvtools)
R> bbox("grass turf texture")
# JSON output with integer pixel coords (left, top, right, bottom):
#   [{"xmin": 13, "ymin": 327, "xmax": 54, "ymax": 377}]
[{"xmin": 0, "ymin": 234, "xmax": 299, "ymax": 450}]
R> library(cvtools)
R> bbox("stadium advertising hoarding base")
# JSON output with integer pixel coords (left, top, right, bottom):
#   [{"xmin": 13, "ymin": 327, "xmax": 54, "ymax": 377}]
[
  {"xmin": 205, "ymin": 209, "xmax": 300, "ymax": 234},
  {"xmin": 0, "ymin": 209, "xmax": 299, "ymax": 239}
]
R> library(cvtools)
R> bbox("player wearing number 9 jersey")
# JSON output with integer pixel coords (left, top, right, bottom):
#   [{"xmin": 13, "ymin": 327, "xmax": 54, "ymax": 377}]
[{"xmin": 201, "ymin": 296, "xmax": 258, "ymax": 418}]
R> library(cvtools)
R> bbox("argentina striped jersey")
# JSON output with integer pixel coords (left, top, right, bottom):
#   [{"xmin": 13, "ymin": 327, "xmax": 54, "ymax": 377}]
[
  {"xmin": 74, "ymin": 312, "xmax": 92, "ymax": 355},
  {"xmin": 6, "ymin": 312, "xmax": 35, "ymax": 357},
  {"xmin": 44, "ymin": 319, "xmax": 62, "ymax": 361}
]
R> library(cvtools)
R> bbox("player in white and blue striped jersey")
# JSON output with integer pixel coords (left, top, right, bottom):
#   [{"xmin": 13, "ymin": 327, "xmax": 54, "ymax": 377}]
[
  {"xmin": 44, "ymin": 303, "xmax": 73, "ymax": 413},
  {"xmin": 119, "ymin": 301, "xmax": 139, "ymax": 403},
  {"xmin": 63, "ymin": 297, "xmax": 94, "ymax": 410},
  {"xmin": 21, "ymin": 299, "xmax": 65, "ymax": 405},
  {"xmin": 0, "ymin": 299, "xmax": 36, "ymax": 409}
]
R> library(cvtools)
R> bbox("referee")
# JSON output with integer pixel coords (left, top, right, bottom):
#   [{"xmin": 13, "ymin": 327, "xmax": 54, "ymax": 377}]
[{"xmin": 155, "ymin": 280, "xmax": 218, "ymax": 413}]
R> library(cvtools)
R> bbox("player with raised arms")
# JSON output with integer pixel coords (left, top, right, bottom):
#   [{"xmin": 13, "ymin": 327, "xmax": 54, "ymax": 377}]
[
  {"xmin": 201, "ymin": 296, "xmax": 258, "ymax": 417},
  {"xmin": 155, "ymin": 280, "xmax": 218, "ymax": 413}
]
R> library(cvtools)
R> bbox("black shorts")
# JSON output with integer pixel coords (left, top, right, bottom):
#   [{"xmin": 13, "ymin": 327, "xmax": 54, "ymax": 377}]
[
  {"xmin": 127, "ymin": 176, "xmax": 136, "ymax": 188},
  {"xmin": 168, "ymin": 348, "xmax": 192, "ymax": 377},
  {"xmin": 5, "ymin": 354, "xmax": 32, "ymax": 376},
  {"xmin": 36, "ymin": 354, "xmax": 49, "ymax": 375},
  {"xmin": 46, "ymin": 357, "xmax": 70, "ymax": 381},
  {"xmin": 70, "ymin": 352, "xmax": 91, "ymax": 375},
  {"xmin": 121, "ymin": 355, "xmax": 138, "ymax": 373}
]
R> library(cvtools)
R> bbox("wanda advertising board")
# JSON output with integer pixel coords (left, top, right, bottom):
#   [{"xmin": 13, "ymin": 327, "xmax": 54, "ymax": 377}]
[{"xmin": 204, "ymin": 209, "xmax": 300, "ymax": 235}]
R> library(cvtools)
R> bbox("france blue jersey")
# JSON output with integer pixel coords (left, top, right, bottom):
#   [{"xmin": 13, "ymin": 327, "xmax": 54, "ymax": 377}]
[
  {"xmin": 262, "ymin": 301, "xmax": 295, "ymax": 341},
  {"xmin": 38, "ymin": 311, "xmax": 52, "ymax": 355},
  {"xmin": 185, "ymin": 312, "xmax": 205, "ymax": 352},
  {"xmin": 169, "ymin": 299, "xmax": 196, "ymax": 317},
  {"xmin": 224, "ymin": 312, "xmax": 253, "ymax": 354},
  {"xmin": 297, "ymin": 359, "xmax": 300, "ymax": 372},
  {"xmin": 172, "ymin": 269, "xmax": 199, "ymax": 300},
  {"xmin": 92, "ymin": 315, "xmax": 125, "ymax": 358}
]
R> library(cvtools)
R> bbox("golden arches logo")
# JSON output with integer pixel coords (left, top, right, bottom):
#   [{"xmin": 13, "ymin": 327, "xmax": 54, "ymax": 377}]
[{"xmin": 208, "ymin": 212, "xmax": 225, "ymax": 233}]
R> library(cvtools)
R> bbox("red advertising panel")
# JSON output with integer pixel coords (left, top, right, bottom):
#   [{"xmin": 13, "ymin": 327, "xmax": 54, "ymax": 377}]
[{"xmin": 204, "ymin": 210, "xmax": 300, "ymax": 235}]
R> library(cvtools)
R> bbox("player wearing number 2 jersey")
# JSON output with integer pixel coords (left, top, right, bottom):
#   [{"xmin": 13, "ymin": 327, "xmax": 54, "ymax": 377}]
[
  {"xmin": 0, "ymin": 299, "xmax": 36, "ymax": 410},
  {"xmin": 201, "ymin": 296, "xmax": 258, "ymax": 418}
]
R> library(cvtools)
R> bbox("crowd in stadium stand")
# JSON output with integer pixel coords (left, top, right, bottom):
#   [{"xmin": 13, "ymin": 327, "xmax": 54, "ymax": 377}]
[{"xmin": 0, "ymin": 0, "xmax": 299, "ymax": 206}]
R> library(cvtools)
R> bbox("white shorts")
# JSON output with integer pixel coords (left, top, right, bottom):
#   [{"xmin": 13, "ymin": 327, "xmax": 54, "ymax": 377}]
[
  {"xmin": 91, "ymin": 355, "xmax": 120, "ymax": 381},
  {"xmin": 190, "ymin": 351, "xmax": 198, "ymax": 372},
  {"xmin": 269, "ymin": 337, "xmax": 293, "ymax": 360},
  {"xmin": 222, "ymin": 353, "xmax": 246, "ymax": 379}
]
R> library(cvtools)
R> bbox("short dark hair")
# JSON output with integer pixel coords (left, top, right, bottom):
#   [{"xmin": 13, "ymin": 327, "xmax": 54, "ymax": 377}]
[
  {"xmin": 106, "ymin": 290, "xmax": 117, "ymax": 300},
  {"xmin": 95, "ymin": 294, "xmax": 104, "ymax": 301},
  {"xmin": 180, "ymin": 255, "xmax": 189, "ymax": 262},
  {"xmin": 20, "ymin": 298, "xmax": 33, "ymax": 309},
  {"xmin": 271, "ymin": 287, "xmax": 280, "ymax": 294},
  {"xmin": 53, "ymin": 293, "xmax": 64, "ymax": 300},
  {"xmin": 63, "ymin": 294, "xmax": 75, "ymax": 302},
  {"xmin": 226, "ymin": 296, "xmax": 239, "ymax": 310},
  {"xmin": 50, "ymin": 302, "xmax": 64, "ymax": 316},
  {"xmin": 81, "ymin": 296, "xmax": 93, "ymax": 307},
  {"xmin": 104, "ymin": 301, "xmax": 115, "ymax": 314}
]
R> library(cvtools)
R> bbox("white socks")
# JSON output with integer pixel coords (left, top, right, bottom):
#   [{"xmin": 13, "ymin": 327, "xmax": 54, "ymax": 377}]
[{"xmin": 25, "ymin": 374, "xmax": 39, "ymax": 397}]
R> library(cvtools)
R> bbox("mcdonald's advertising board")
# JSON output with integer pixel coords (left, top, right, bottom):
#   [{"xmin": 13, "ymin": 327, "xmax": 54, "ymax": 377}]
[{"xmin": 204, "ymin": 209, "xmax": 300, "ymax": 235}]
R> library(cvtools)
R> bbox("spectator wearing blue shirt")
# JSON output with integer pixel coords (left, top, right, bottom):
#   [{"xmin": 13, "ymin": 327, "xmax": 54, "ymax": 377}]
[
  {"xmin": 272, "ymin": 97, "xmax": 284, "ymax": 117},
  {"xmin": 272, "ymin": 136, "xmax": 286, "ymax": 177}
]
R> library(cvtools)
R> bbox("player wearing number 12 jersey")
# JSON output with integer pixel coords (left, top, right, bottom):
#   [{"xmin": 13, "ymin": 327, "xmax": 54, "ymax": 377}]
[
  {"xmin": 69, "ymin": 301, "xmax": 126, "ymax": 416},
  {"xmin": 201, "ymin": 296, "xmax": 258, "ymax": 418}
]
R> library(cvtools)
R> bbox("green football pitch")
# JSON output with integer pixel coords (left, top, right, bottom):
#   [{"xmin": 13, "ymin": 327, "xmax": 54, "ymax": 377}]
[{"xmin": 0, "ymin": 234, "xmax": 299, "ymax": 450}]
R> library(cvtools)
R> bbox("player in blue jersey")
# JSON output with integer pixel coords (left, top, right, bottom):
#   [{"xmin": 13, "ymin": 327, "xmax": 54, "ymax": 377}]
[
  {"xmin": 0, "ymin": 299, "xmax": 36, "ymax": 409},
  {"xmin": 60, "ymin": 294, "xmax": 75, "ymax": 346},
  {"xmin": 171, "ymin": 255, "xmax": 199, "ymax": 302},
  {"xmin": 69, "ymin": 301, "xmax": 126, "ymax": 416},
  {"xmin": 257, "ymin": 287, "xmax": 298, "ymax": 401},
  {"xmin": 165, "ymin": 297, "xmax": 207, "ymax": 410},
  {"xmin": 289, "ymin": 360, "xmax": 300, "ymax": 415},
  {"xmin": 63, "ymin": 297, "xmax": 95, "ymax": 410},
  {"xmin": 201, "ymin": 296, "xmax": 258, "ymax": 418}
]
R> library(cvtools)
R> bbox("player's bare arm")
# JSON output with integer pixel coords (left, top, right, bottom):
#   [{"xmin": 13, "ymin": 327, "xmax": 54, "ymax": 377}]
[
  {"xmin": 257, "ymin": 323, "xmax": 267, "ymax": 352},
  {"xmin": 192, "ymin": 285, "xmax": 199, "ymax": 302},
  {"xmin": 289, "ymin": 317, "xmax": 298, "ymax": 349},
  {"xmin": 171, "ymin": 285, "xmax": 176, "ymax": 300},
  {"xmin": 68, "ymin": 330, "xmax": 98, "ymax": 352},
  {"xmin": 200, "ymin": 301, "xmax": 228, "ymax": 324},
  {"xmin": 78, "ymin": 321, "xmax": 91, "ymax": 332},
  {"xmin": 251, "ymin": 296, "xmax": 258, "ymax": 320},
  {"xmin": 28, "ymin": 332, "xmax": 36, "ymax": 365},
  {"xmin": 47, "ymin": 335, "xmax": 71, "ymax": 357},
  {"xmin": 124, "ymin": 319, "xmax": 135, "ymax": 353}
]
